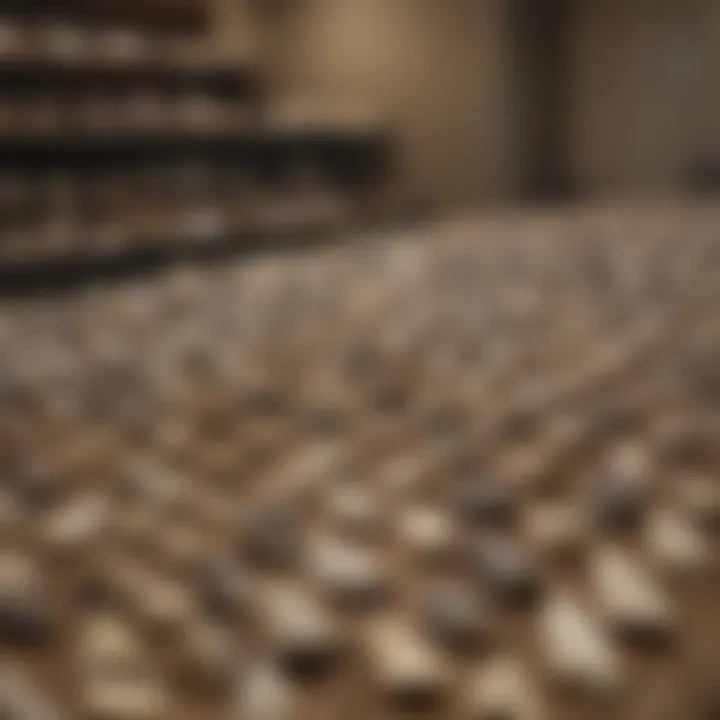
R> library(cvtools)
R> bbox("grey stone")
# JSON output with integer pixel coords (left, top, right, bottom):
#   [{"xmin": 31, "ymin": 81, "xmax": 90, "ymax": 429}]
[
  {"xmin": 650, "ymin": 415, "xmax": 711, "ymax": 463},
  {"xmin": 466, "ymin": 657, "xmax": 541, "ymax": 720},
  {"xmin": 15, "ymin": 464, "xmax": 62, "ymax": 511},
  {"xmin": 82, "ymin": 678, "xmax": 169, "ymax": 720},
  {"xmin": 258, "ymin": 583, "xmax": 342, "ymax": 678},
  {"xmin": 591, "ymin": 478, "xmax": 646, "ymax": 533},
  {"xmin": 422, "ymin": 405, "xmax": 466, "ymax": 439},
  {"xmin": 539, "ymin": 591, "xmax": 621, "ymax": 695},
  {"xmin": 77, "ymin": 614, "xmax": 146, "ymax": 679},
  {"xmin": 41, "ymin": 494, "xmax": 108, "ymax": 557},
  {"xmin": 341, "ymin": 341, "xmax": 381, "ymax": 382},
  {"xmin": 645, "ymin": 509, "xmax": 710, "ymax": 578},
  {"xmin": 369, "ymin": 383, "xmax": 410, "ymax": 415},
  {"xmin": 110, "ymin": 506, "xmax": 157, "ymax": 555},
  {"xmin": 422, "ymin": 582, "xmax": 492, "ymax": 653},
  {"xmin": 380, "ymin": 454, "xmax": 433, "ymax": 500},
  {"xmin": 472, "ymin": 538, "xmax": 541, "ymax": 609},
  {"xmin": 232, "ymin": 663, "xmax": 295, "ymax": 720},
  {"xmin": 0, "ymin": 491, "xmax": 23, "ymax": 540},
  {"xmin": 365, "ymin": 616, "xmax": 448, "ymax": 710},
  {"xmin": 496, "ymin": 406, "xmax": 541, "ymax": 442},
  {"xmin": 269, "ymin": 442, "xmax": 348, "ymax": 510},
  {"xmin": 118, "ymin": 458, "xmax": 191, "ymax": 514},
  {"xmin": 197, "ymin": 557, "xmax": 248, "ymax": 621},
  {"xmin": 110, "ymin": 560, "xmax": 193, "ymax": 639},
  {"xmin": 605, "ymin": 442, "xmax": 654, "ymax": 488},
  {"xmin": 240, "ymin": 506, "xmax": 302, "ymax": 570},
  {"xmin": 177, "ymin": 621, "xmax": 238, "ymax": 693},
  {"xmin": 0, "ymin": 376, "xmax": 31, "ymax": 408},
  {"xmin": 301, "ymin": 400, "xmax": 347, "ymax": 437},
  {"xmin": 308, "ymin": 536, "xmax": 390, "ymax": 609},
  {"xmin": 677, "ymin": 475, "xmax": 720, "ymax": 531},
  {"xmin": 0, "ymin": 552, "xmax": 51, "ymax": 646},
  {"xmin": 453, "ymin": 480, "xmax": 517, "ymax": 528},
  {"xmin": 134, "ymin": 574, "xmax": 194, "ymax": 639},
  {"xmin": 0, "ymin": 665, "xmax": 64, "ymax": 720},
  {"xmin": 591, "ymin": 547, "xmax": 675, "ymax": 644},
  {"xmin": 324, "ymin": 484, "xmax": 385, "ymax": 540},
  {"xmin": 523, "ymin": 503, "xmax": 585, "ymax": 560},
  {"xmin": 496, "ymin": 445, "xmax": 553, "ymax": 494},
  {"xmin": 153, "ymin": 524, "xmax": 206, "ymax": 575},
  {"xmin": 397, "ymin": 505, "xmax": 458, "ymax": 562},
  {"xmin": 242, "ymin": 384, "xmax": 286, "ymax": 418}
]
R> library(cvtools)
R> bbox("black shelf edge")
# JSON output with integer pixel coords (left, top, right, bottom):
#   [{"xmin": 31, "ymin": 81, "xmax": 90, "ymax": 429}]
[
  {"xmin": 0, "ymin": 127, "xmax": 392, "ymax": 170},
  {"xmin": 0, "ymin": 0, "xmax": 208, "ymax": 32},
  {"xmin": 0, "ymin": 226, "xmax": 337, "ymax": 295},
  {"xmin": 0, "ymin": 209, "xmax": 417, "ymax": 298},
  {"xmin": 0, "ymin": 55, "xmax": 257, "ymax": 94}
]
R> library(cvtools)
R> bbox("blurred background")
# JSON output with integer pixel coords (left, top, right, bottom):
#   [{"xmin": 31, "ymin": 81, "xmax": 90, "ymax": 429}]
[
  {"xmin": 1, "ymin": 3, "xmax": 720, "ymax": 720},
  {"xmin": 255, "ymin": 0, "xmax": 720, "ymax": 207},
  {"xmin": 1, "ymin": 0, "xmax": 719, "ymax": 277}
]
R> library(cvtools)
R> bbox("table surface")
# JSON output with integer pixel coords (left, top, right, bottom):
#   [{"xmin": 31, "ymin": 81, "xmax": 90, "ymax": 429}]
[{"xmin": 1, "ymin": 200, "xmax": 719, "ymax": 720}]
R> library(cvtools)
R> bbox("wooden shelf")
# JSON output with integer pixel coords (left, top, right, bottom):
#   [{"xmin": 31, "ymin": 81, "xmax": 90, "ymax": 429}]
[
  {"xmin": 0, "ymin": 194, "xmax": 347, "ymax": 252},
  {"xmin": 0, "ymin": 125, "xmax": 254, "ymax": 151},
  {"xmin": 0, "ymin": 197, "xmax": 359, "ymax": 292},
  {"xmin": 0, "ymin": 212, "xmax": 240, "ymax": 263},
  {"xmin": 0, "ymin": 8, "xmax": 397, "ymax": 291},
  {"xmin": 0, "ymin": 53, "xmax": 256, "ymax": 94},
  {"xmin": 0, "ymin": 123, "xmax": 390, "ymax": 169},
  {"xmin": 0, "ymin": 0, "xmax": 208, "ymax": 32}
]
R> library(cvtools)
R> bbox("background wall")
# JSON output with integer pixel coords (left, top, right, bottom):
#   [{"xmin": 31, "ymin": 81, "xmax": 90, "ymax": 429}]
[
  {"xmin": 211, "ymin": 0, "xmax": 720, "ymax": 209},
  {"xmin": 210, "ymin": 0, "xmax": 264, "ymax": 60},
  {"xmin": 707, "ymin": 1, "xmax": 720, "ymax": 167},
  {"xmin": 260, "ymin": 0, "xmax": 514, "ymax": 211},
  {"xmin": 569, "ymin": 0, "xmax": 719, "ymax": 197}
]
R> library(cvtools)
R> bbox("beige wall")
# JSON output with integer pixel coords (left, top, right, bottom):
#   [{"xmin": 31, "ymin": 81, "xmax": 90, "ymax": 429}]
[
  {"xmin": 209, "ymin": 0, "xmax": 264, "ymax": 60},
  {"xmin": 259, "ymin": 0, "xmax": 514, "ymax": 210},
  {"xmin": 212, "ymin": 0, "xmax": 720, "ymax": 207}
]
